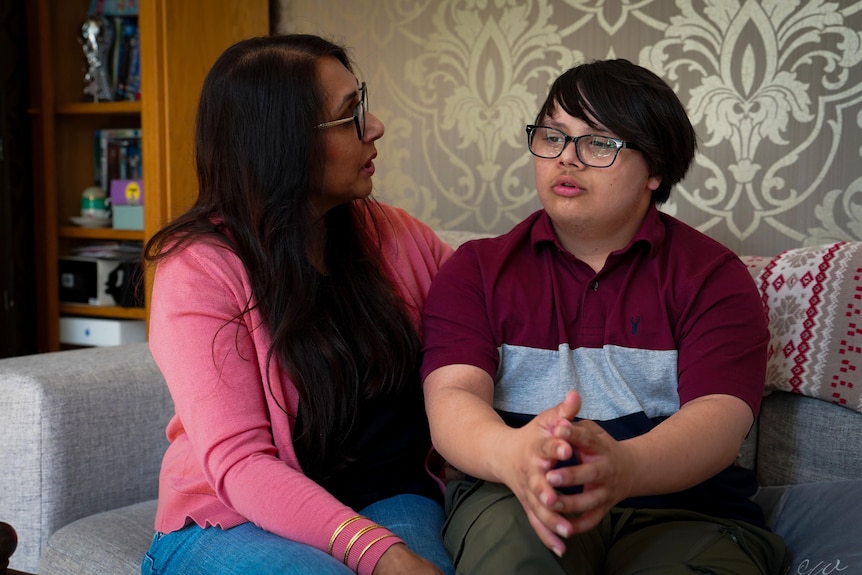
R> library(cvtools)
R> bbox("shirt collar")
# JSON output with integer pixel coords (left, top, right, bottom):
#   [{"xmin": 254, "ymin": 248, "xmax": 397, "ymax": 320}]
[{"xmin": 530, "ymin": 203, "xmax": 667, "ymax": 258}]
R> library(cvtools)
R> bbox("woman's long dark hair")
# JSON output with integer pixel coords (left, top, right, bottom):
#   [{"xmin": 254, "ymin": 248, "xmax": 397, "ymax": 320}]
[{"xmin": 144, "ymin": 34, "xmax": 421, "ymax": 481}]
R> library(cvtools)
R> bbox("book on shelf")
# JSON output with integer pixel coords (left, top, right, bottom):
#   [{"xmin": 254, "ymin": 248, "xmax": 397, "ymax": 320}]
[
  {"xmin": 88, "ymin": 0, "xmax": 138, "ymax": 17},
  {"xmin": 111, "ymin": 16, "xmax": 139, "ymax": 100},
  {"xmin": 85, "ymin": 1, "xmax": 140, "ymax": 101},
  {"xmin": 120, "ymin": 21, "xmax": 140, "ymax": 100},
  {"xmin": 93, "ymin": 128, "xmax": 142, "ymax": 192}
]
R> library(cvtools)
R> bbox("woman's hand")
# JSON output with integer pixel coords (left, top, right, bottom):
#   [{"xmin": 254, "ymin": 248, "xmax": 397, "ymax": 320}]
[{"xmin": 372, "ymin": 543, "xmax": 443, "ymax": 575}]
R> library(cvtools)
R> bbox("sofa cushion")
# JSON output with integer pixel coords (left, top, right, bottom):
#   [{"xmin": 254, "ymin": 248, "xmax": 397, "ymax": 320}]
[
  {"xmin": 743, "ymin": 241, "xmax": 862, "ymax": 414},
  {"xmin": 0, "ymin": 343, "xmax": 170, "ymax": 573},
  {"xmin": 753, "ymin": 479, "xmax": 862, "ymax": 574},
  {"xmin": 38, "ymin": 499, "xmax": 157, "ymax": 575},
  {"xmin": 756, "ymin": 391, "xmax": 862, "ymax": 485},
  {"xmin": 436, "ymin": 229, "xmax": 494, "ymax": 249}
]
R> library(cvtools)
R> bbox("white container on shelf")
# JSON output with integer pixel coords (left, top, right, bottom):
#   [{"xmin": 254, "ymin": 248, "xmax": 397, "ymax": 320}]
[{"xmin": 59, "ymin": 317, "xmax": 146, "ymax": 347}]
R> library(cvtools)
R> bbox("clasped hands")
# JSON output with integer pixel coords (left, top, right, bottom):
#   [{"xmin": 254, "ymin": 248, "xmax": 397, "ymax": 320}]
[{"xmin": 496, "ymin": 390, "xmax": 636, "ymax": 557}]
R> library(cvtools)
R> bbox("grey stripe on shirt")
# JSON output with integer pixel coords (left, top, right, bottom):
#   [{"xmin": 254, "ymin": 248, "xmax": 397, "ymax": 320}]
[{"xmin": 494, "ymin": 343, "xmax": 679, "ymax": 421}]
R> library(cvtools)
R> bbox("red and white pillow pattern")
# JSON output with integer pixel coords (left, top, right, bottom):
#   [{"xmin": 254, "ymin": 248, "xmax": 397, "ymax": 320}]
[{"xmin": 741, "ymin": 242, "xmax": 862, "ymax": 414}]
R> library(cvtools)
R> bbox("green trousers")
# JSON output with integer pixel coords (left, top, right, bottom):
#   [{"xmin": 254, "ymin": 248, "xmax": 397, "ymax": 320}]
[{"xmin": 443, "ymin": 480, "xmax": 788, "ymax": 575}]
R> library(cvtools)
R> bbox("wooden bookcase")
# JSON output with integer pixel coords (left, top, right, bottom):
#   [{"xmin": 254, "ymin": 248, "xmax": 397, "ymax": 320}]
[{"xmin": 26, "ymin": 0, "xmax": 268, "ymax": 351}]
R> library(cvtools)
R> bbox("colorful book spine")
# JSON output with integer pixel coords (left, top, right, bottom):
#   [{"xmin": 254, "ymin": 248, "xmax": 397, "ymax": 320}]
[{"xmin": 93, "ymin": 128, "xmax": 142, "ymax": 191}]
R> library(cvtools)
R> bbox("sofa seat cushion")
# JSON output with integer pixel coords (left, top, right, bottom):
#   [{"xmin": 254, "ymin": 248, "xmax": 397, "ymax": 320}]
[
  {"xmin": 38, "ymin": 499, "xmax": 156, "ymax": 575},
  {"xmin": 744, "ymin": 241, "xmax": 862, "ymax": 414},
  {"xmin": 753, "ymin": 479, "xmax": 862, "ymax": 574}
]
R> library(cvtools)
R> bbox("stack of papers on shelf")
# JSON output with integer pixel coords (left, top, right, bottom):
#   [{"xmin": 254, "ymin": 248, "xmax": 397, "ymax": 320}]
[{"xmin": 72, "ymin": 242, "xmax": 143, "ymax": 260}]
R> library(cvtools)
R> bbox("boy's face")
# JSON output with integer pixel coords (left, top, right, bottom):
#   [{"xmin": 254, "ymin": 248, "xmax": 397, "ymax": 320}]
[{"xmin": 532, "ymin": 104, "xmax": 661, "ymax": 250}]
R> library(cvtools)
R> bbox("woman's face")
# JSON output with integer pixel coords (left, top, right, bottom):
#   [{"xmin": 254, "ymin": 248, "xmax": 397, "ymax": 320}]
[{"xmin": 311, "ymin": 57, "xmax": 384, "ymax": 214}]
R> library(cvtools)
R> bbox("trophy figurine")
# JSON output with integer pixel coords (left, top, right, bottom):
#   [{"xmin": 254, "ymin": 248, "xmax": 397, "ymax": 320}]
[{"xmin": 79, "ymin": 16, "xmax": 114, "ymax": 102}]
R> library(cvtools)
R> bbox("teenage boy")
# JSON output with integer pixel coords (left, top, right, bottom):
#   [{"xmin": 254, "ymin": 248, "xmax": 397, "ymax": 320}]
[{"xmin": 421, "ymin": 59, "xmax": 788, "ymax": 575}]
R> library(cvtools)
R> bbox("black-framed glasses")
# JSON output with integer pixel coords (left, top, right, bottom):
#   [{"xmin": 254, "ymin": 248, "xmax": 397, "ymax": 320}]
[
  {"xmin": 525, "ymin": 125, "xmax": 639, "ymax": 168},
  {"xmin": 315, "ymin": 82, "xmax": 368, "ymax": 140}
]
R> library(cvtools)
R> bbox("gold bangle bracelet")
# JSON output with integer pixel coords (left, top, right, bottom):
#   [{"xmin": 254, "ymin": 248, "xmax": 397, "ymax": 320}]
[
  {"xmin": 328, "ymin": 515, "xmax": 364, "ymax": 555},
  {"xmin": 355, "ymin": 533, "xmax": 398, "ymax": 571},
  {"xmin": 343, "ymin": 524, "xmax": 384, "ymax": 564}
]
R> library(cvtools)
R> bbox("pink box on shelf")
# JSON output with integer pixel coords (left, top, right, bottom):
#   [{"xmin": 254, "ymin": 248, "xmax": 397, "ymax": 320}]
[{"xmin": 109, "ymin": 179, "xmax": 143, "ymax": 206}]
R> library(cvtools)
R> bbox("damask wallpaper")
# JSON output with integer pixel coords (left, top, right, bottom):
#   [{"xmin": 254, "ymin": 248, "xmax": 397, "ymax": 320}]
[{"xmin": 274, "ymin": 0, "xmax": 862, "ymax": 256}]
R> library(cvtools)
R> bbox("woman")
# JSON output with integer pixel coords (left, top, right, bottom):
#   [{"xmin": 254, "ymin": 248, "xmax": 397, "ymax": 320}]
[{"xmin": 141, "ymin": 34, "xmax": 454, "ymax": 575}]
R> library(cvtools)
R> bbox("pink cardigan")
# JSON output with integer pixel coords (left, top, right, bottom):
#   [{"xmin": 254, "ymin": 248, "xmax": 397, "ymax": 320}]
[{"xmin": 149, "ymin": 204, "xmax": 452, "ymax": 575}]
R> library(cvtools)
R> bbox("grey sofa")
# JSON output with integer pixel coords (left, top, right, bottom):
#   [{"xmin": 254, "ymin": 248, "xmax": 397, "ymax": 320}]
[
  {"xmin": 2, "ymin": 236, "xmax": 862, "ymax": 574},
  {"xmin": 1, "ymin": 343, "xmax": 171, "ymax": 574}
]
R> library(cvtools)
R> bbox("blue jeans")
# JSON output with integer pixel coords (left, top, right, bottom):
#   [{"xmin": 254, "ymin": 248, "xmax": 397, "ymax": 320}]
[{"xmin": 141, "ymin": 493, "xmax": 454, "ymax": 575}]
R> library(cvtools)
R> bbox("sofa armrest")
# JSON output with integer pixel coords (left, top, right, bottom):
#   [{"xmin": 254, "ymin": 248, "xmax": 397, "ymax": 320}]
[{"xmin": 0, "ymin": 343, "xmax": 172, "ymax": 572}]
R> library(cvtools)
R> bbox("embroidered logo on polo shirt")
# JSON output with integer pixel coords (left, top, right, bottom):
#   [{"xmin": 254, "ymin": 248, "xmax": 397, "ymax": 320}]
[{"xmin": 631, "ymin": 316, "xmax": 641, "ymax": 335}]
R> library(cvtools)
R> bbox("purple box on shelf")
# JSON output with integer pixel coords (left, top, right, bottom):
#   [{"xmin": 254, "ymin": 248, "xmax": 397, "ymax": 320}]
[{"xmin": 110, "ymin": 179, "xmax": 143, "ymax": 206}]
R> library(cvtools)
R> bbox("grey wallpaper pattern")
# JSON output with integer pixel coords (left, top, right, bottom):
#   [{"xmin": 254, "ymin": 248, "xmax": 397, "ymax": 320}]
[{"xmin": 275, "ymin": 0, "xmax": 862, "ymax": 256}]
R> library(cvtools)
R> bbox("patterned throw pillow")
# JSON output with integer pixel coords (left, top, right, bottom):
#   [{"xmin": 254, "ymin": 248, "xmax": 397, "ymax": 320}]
[{"xmin": 740, "ymin": 242, "xmax": 862, "ymax": 414}]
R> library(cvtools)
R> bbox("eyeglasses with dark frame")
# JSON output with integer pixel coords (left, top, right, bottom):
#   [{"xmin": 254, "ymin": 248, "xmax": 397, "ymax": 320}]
[
  {"xmin": 315, "ymin": 82, "xmax": 368, "ymax": 140},
  {"xmin": 525, "ymin": 124, "xmax": 640, "ymax": 168}
]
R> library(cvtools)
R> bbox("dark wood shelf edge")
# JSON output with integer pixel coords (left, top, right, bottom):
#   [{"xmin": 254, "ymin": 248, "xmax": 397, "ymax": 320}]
[
  {"xmin": 56, "ymin": 100, "xmax": 142, "ymax": 115},
  {"xmin": 59, "ymin": 226, "xmax": 144, "ymax": 241},
  {"xmin": 27, "ymin": 101, "xmax": 142, "ymax": 116},
  {"xmin": 60, "ymin": 304, "xmax": 146, "ymax": 319}
]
